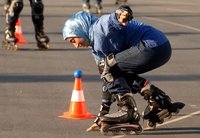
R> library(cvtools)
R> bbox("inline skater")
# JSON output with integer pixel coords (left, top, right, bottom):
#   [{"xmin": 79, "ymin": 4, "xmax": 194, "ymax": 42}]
[
  {"xmin": 2, "ymin": 0, "xmax": 50, "ymax": 50},
  {"xmin": 62, "ymin": 5, "xmax": 185, "ymax": 135}
]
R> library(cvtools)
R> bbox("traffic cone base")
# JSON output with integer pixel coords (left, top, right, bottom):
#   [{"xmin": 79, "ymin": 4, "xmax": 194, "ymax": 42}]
[{"xmin": 59, "ymin": 102, "xmax": 94, "ymax": 119}]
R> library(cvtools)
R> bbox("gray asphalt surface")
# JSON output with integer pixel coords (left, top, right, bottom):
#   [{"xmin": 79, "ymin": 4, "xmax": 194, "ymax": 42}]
[{"xmin": 0, "ymin": 0, "xmax": 200, "ymax": 138}]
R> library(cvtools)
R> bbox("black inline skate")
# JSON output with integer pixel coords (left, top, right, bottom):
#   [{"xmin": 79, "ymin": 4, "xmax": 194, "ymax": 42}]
[
  {"xmin": 100, "ymin": 93, "xmax": 142, "ymax": 135},
  {"xmin": 82, "ymin": 3, "xmax": 91, "ymax": 13},
  {"xmin": 2, "ymin": 28, "xmax": 18, "ymax": 51},
  {"xmin": 35, "ymin": 29, "xmax": 50, "ymax": 50},
  {"xmin": 141, "ymin": 84, "xmax": 185, "ymax": 128},
  {"xmin": 95, "ymin": 2, "xmax": 102, "ymax": 15},
  {"xmin": 115, "ymin": 0, "xmax": 128, "ymax": 5}
]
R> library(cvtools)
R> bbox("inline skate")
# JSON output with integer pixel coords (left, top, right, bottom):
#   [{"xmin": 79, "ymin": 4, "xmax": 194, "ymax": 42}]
[
  {"xmin": 141, "ymin": 84, "xmax": 185, "ymax": 128},
  {"xmin": 95, "ymin": 2, "xmax": 102, "ymax": 15},
  {"xmin": 35, "ymin": 30, "xmax": 50, "ymax": 50},
  {"xmin": 2, "ymin": 28, "xmax": 18, "ymax": 51},
  {"xmin": 100, "ymin": 93, "xmax": 142, "ymax": 135},
  {"xmin": 82, "ymin": 3, "xmax": 91, "ymax": 13},
  {"xmin": 115, "ymin": 0, "xmax": 128, "ymax": 5}
]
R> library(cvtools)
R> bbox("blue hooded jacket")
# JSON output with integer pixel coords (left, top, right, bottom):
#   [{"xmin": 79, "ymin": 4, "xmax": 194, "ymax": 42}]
[{"xmin": 63, "ymin": 11, "xmax": 168, "ymax": 64}]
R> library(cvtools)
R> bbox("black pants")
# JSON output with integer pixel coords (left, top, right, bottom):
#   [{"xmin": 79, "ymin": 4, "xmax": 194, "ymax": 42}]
[{"xmin": 105, "ymin": 41, "xmax": 172, "ymax": 94}]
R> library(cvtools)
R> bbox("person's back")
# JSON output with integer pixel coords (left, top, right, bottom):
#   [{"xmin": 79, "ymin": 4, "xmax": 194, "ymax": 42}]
[{"xmin": 123, "ymin": 19, "xmax": 169, "ymax": 48}]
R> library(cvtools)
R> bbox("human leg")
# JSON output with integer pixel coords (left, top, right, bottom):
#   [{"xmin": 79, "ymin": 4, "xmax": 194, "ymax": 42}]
[
  {"xmin": 140, "ymin": 82, "xmax": 185, "ymax": 128},
  {"xmin": 115, "ymin": 42, "xmax": 184, "ymax": 128},
  {"xmin": 87, "ymin": 83, "xmax": 113, "ymax": 132},
  {"xmin": 100, "ymin": 93, "xmax": 142, "ymax": 135},
  {"xmin": 93, "ymin": 0, "xmax": 102, "ymax": 14},
  {"xmin": 92, "ymin": 55, "xmax": 142, "ymax": 135},
  {"xmin": 82, "ymin": 0, "xmax": 91, "ymax": 13},
  {"xmin": 2, "ymin": 0, "xmax": 23, "ymax": 50},
  {"xmin": 29, "ymin": 0, "xmax": 50, "ymax": 49}
]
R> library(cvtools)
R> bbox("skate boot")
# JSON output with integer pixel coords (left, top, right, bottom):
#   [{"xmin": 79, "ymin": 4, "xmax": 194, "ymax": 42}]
[
  {"xmin": 115, "ymin": 0, "xmax": 128, "ymax": 5},
  {"xmin": 95, "ymin": 2, "xmax": 102, "ymax": 15},
  {"xmin": 87, "ymin": 91, "xmax": 115, "ymax": 132},
  {"xmin": 100, "ymin": 93, "xmax": 142, "ymax": 135},
  {"xmin": 2, "ymin": 28, "xmax": 18, "ymax": 51},
  {"xmin": 82, "ymin": 3, "xmax": 91, "ymax": 13},
  {"xmin": 140, "ymin": 83, "xmax": 185, "ymax": 128},
  {"xmin": 35, "ymin": 30, "xmax": 50, "ymax": 50},
  {"xmin": 87, "ymin": 103, "xmax": 110, "ymax": 132}
]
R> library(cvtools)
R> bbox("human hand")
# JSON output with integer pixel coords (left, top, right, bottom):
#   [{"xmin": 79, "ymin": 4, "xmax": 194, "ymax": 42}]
[{"xmin": 86, "ymin": 123, "xmax": 99, "ymax": 132}]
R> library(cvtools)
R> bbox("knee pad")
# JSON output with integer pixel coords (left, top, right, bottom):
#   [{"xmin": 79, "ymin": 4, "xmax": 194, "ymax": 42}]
[
  {"xmin": 31, "ymin": 1, "xmax": 44, "ymax": 14},
  {"xmin": 10, "ymin": 0, "xmax": 23, "ymax": 14},
  {"xmin": 102, "ymin": 83, "xmax": 116, "ymax": 106}
]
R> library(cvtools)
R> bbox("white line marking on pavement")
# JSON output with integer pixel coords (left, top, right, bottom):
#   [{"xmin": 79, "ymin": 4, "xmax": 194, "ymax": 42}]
[
  {"xmin": 111, "ymin": 110, "xmax": 200, "ymax": 138},
  {"xmin": 153, "ymin": 1, "xmax": 195, "ymax": 6},
  {"xmin": 166, "ymin": 8, "xmax": 196, "ymax": 13},
  {"xmin": 144, "ymin": 17, "xmax": 200, "ymax": 32},
  {"xmin": 144, "ymin": 110, "xmax": 200, "ymax": 130},
  {"xmin": 111, "ymin": 136, "xmax": 126, "ymax": 138}
]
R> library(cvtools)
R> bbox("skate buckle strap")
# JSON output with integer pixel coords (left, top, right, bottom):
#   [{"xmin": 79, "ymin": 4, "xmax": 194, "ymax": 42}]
[{"xmin": 94, "ymin": 117, "xmax": 102, "ymax": 127}]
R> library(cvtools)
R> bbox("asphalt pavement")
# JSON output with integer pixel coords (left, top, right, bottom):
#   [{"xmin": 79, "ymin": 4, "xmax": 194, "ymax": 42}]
[{"xmin": 0, "ymin": 0, "xmax": 200, "ymax": 138}]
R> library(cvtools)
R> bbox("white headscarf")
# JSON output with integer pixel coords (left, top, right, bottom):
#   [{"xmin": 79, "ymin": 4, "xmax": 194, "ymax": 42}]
[{"xmin": 62, "ymin": 11, "xmax": 97, "ymax": 44}]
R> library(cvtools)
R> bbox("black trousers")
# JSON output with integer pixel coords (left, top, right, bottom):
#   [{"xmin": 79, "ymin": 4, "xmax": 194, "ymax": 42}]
[{"xmin": 105, "ymin": 41, "xmax": 172, "ymax": 94}]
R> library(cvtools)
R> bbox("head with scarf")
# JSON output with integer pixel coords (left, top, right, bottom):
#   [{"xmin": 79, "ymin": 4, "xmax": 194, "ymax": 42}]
[{"xmin": 62, "ymin": 11, "xmax": 97, "ymax": 46}]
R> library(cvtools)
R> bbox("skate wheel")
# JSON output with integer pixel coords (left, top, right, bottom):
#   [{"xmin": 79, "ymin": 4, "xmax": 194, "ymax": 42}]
[
  {"xmin": 97, "ymin": 9, "xmax": 102, "ymax": 15},
  {"xmin": 2, "ymin": 41, "xmax": 18, "ymax": 51},
  {"xmin": 100, "ymin": 123, "xmax": 110, "ymax": 135},
  {"xmin": 168, "ymin": 114, "xmax": 172, "ymax": 119},
  {"xmin": 158, "ymin": 119, "xmax": 164, "ymax": 124},
  {"xmin": 135, "ymin": 125, "xmax": 143, "ymax": 135},
  {"xmin": 147, "ymin": 121, "xmax": 156, "ymax": 129},
  {"xmin": 174, "ymin": 108, "xmax": 180, "ymax": 114},
  {"xmin": 37, "ymin": 43, "xmax": 50, "ymax": 50}
]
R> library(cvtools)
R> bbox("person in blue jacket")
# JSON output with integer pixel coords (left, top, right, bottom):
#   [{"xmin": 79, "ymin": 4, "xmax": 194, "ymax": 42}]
[{"xmin": 62, "ymin": 6, "xmax": 185, "ymax": 132}]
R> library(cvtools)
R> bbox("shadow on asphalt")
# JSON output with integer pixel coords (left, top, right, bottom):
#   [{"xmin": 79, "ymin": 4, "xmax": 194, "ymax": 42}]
[
  {"xmin": 0, "ymin": 74, "xmax": 200, "ymax": 83},
  {"xmin": 143, "ymin": 127, "xmax": 200, "ymax": 135}
]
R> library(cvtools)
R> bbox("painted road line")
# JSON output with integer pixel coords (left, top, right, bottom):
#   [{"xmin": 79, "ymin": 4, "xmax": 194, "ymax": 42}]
[
  {"xmin": 144, "ymin": 17, "xmax": 200, "ymax": 32},
  {"xmin": 144, "ymin": 110, "xmax": 200, "ymax": 130},
  {"xmin": 111, "ymin": 110, "xmax": 200, "ymax": 138}
]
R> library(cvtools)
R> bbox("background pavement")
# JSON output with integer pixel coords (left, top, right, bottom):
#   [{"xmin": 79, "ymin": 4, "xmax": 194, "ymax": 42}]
[{"xmin": 0, "ymin": 0, "xmax": 200, "ymax": 138}]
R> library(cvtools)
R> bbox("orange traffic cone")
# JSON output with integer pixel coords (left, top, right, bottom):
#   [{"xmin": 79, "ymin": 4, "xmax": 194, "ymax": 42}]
[
  {"xmin": 59, "ymin": 70, "xmax": 95, "ymax": 119},
  {"xmin": 15, "ymin": 18, "xmax": 28, "ymax": 44}
]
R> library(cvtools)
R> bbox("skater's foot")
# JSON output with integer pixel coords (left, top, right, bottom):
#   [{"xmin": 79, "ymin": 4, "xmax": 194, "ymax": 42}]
[
  {"xmin": 144, "ymin": 102, "xmax": 185, "ymax": 129},
  {"xmin": 2, "ymin": 29, "xmax": 18, "ymax": 51},
  {"xmin": 100, "ymin": 122, "xmax": 142, "ymax": 135},
  {"xmin": 36, "ymin": 32, "xmax": 50, "ymax": 50},
  {"xmin": 37, "ymin": 42, "xmax": 50, "ymax": 50},
  {"xmin": 82, "ymin": 3, "xmax": 91, "ymax": 13},
  {"xmin": 115, "ymin": 0, "xmax": 127, "ymax": 5},
  {"xmin": 95, "ymin": 3, "xmax": 102, "ymax": 15},
  {"xmin": 2, "ymin": 40, "xmax": 18, "ymax": 51}
]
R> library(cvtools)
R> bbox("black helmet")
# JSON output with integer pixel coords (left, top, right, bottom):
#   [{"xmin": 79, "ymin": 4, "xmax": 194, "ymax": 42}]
[{"xmin": 116, "ymin": 5, "xmax": 133, "ymax": 21}]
